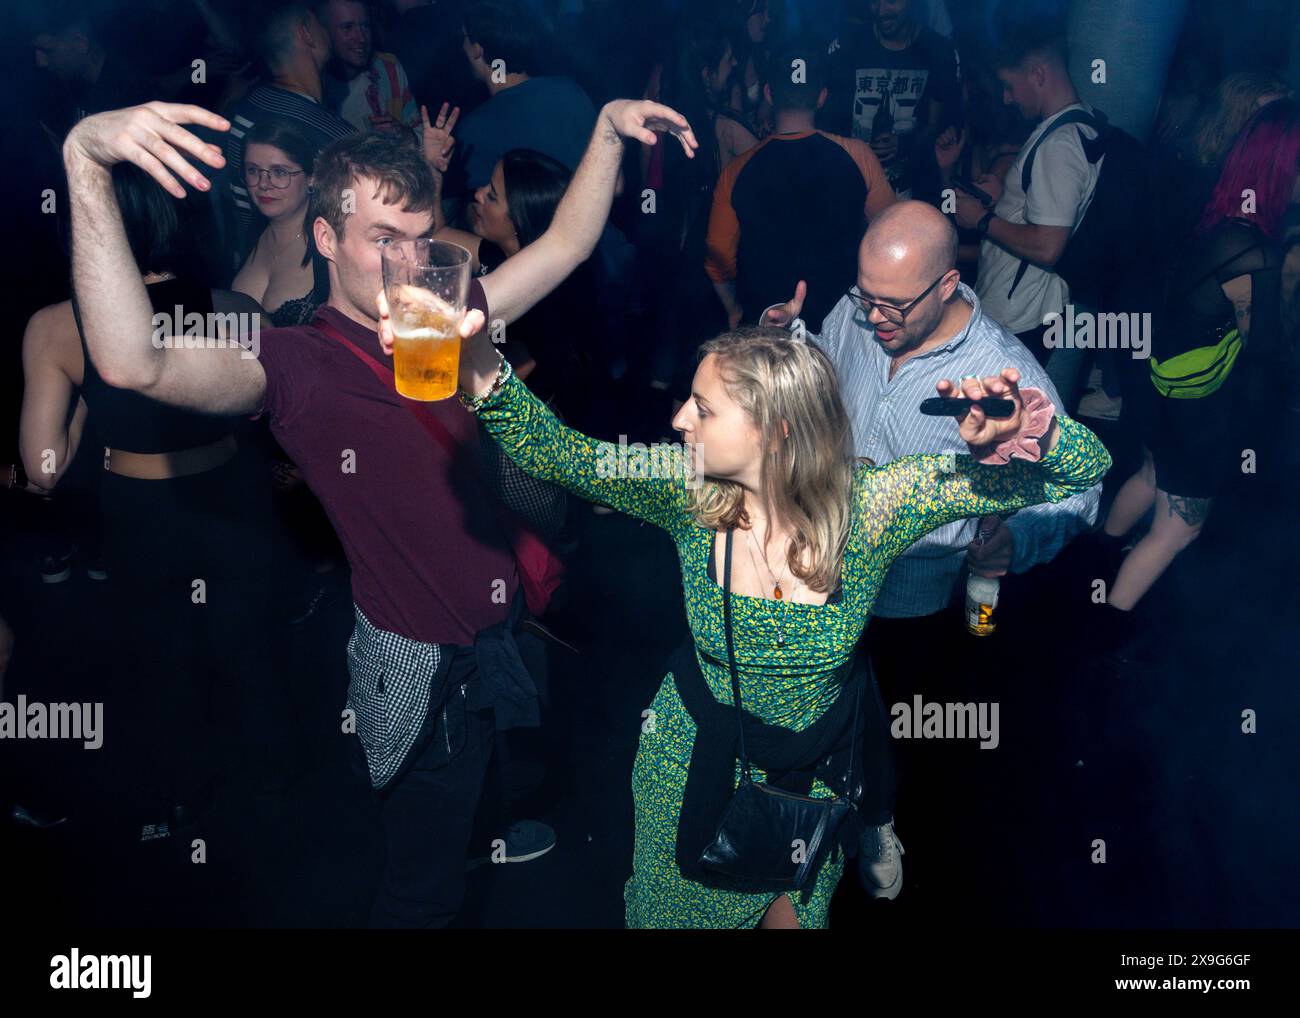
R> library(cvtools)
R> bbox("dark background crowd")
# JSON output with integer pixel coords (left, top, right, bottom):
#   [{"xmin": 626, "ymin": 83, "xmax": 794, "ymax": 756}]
[{"xmin": 0, "ymin": 0, "xmax": 1297, "ymax": 929}]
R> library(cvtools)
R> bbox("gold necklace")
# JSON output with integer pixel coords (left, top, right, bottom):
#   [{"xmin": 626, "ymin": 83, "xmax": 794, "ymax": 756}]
[
  {"xmin": 744, "ymin": 529, "xmax": 791, "ymax": 646},
  {"xmin": 745, "ymin": 528, "xmax": 791, "ymax": 599}
]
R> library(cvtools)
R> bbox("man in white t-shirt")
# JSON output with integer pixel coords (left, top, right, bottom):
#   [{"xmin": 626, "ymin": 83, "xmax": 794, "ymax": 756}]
[{"xmin": 954, "ymin": 23, "xmax": 1101, "ymax": 362}]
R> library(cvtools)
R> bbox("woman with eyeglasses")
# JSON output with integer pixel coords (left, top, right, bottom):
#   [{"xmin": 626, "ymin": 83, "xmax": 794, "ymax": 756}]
[
  {"xmin": 233, "ymin": 118, "xmax": 327, "ymax": 328},
  {"xmin": 233, "ymin": 118, "xmax": 345, "ymax": 603}
]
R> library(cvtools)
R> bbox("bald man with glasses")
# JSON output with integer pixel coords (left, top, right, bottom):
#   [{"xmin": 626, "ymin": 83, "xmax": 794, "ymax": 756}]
[{"xmin": 762, "ymin": 200, "xmax": 1101, "ymax": 900}]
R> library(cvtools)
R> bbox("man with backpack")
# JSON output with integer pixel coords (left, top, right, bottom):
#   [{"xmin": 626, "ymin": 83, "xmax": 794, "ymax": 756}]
[{"xmin": 955, "ymin": 21, "xmax": 1131, "ymax": 413}]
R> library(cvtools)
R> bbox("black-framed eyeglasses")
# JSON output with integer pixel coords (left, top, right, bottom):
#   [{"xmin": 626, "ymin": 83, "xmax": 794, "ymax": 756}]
[
  {"xmin": 847, "ymin": 272, "xmax": 949, "ymax": 326},
  {"xmin": 244, "ymin": 164, "xmax": 304, "ymax": 189}
]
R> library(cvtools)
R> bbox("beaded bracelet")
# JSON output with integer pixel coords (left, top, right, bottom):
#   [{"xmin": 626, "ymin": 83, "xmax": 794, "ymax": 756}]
[{"xmin": 458, "ymin": 351, "xmax": 512, "ymax": 413}]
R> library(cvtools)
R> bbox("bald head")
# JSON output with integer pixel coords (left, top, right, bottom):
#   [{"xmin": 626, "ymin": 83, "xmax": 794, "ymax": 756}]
[{"xmin": 859, "ymin": 200, "xmax": 959, "ymax": 283}]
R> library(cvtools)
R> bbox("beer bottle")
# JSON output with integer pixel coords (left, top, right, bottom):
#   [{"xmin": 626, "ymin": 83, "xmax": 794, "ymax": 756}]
[
  {"xmin": 871, "ymin": 94, "xmax": 894, "ymax": 143},
  {"xmin": 965, "ymin": 573, "xmax": 999, "ymax": 636}
]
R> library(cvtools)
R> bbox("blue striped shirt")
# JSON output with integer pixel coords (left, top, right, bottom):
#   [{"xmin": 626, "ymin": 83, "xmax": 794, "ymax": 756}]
[{"xmin": 813, "ymin": 282, "xmax": 1100, "ymax": 618}]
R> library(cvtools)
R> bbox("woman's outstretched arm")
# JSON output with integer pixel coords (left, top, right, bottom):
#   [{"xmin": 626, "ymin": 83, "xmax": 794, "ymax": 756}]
[
  {"xmin": 377, "ymin": 282, "xmax": 694, "ymax": 534},
  {"xmin": 469, "ymin": 359, "xmax": 694, "ymax": 534},
  {"xmin": 860, "ymin": 369, "xmax": 1112, "ymax": 566}
]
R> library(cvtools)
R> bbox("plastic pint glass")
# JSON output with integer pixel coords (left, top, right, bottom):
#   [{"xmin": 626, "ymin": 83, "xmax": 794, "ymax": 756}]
[{"xmin": 381, "ymin": 239, "xmax": 471, "ymax": 400}]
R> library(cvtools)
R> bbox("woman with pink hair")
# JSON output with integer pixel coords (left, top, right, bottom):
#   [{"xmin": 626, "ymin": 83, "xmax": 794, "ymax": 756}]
[{"xmin": 1095, "ymin": 98, "xmax": 1300, "ymax": 662}]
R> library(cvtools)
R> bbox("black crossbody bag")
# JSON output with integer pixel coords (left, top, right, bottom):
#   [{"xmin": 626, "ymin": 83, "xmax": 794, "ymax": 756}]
[{"xmin": 699, "ymin": 529, "xmax": 861, "ymax": 892}]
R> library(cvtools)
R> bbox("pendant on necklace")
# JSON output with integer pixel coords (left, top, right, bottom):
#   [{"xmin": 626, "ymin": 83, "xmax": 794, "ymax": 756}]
[{"xmin": 773, "ymin": 583, "xmax": 784, "ymax": 600}]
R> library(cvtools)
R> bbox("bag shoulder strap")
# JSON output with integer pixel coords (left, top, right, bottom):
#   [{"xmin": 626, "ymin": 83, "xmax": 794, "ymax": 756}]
[
  {"xmin": 1020, "ymin": 108, "xmax": 1105, "ymax": 193},
  {"xmin": 1007, "ymin": 108, "xmax": 1105, "ymax": 301},
  {"xmin": 721, "ymin": 528, "xmax": 751, "ymax": 780},
  {"xmin": 314, "ymin": 315, "xmax": 466, "ymax": 462}
]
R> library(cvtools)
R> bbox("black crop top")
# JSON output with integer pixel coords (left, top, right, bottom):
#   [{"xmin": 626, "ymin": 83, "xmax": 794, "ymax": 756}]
[
  {"xmin": 76, "ymin": 277, "xmax": 239, "ymax": 454},
  {"xmin": 1157, "ymin": 219, "xmax": 1282, "ymax": 363}
]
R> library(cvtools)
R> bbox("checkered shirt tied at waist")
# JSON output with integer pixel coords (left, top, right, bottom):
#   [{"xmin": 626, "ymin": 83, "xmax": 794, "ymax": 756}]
[{"xmin": 346, "ymin": 604, "xmax": 443, "ymax": 790}]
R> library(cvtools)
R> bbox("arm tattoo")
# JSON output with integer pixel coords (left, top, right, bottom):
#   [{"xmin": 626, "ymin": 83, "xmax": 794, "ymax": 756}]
[
  {"xmin": 1232, "ymin": 296, "xmax": 1251, "ymax": 338},
  {"xmin": 1166, "ymin": 493, "xmax": 1212, "ymax": 526}
]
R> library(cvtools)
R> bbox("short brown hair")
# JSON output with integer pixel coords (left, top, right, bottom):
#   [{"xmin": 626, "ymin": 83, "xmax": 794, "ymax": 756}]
[
  {"xmin": 767, "ymin": 48, "xmax": 826, "ymax": 113},
  {"xmin": 310, "ymin": 132, "xmax": 437, "ymax": 240}
]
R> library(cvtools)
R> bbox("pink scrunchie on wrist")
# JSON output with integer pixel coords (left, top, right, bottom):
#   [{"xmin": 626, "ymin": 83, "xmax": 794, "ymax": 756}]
[{"xmin": 969, "ymin": 387, "xmax": 1056, "ymax": 465}]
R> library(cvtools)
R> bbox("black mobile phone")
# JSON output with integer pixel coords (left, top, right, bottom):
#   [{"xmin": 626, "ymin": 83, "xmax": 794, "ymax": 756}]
[
  {"xmin": 952, "ymin": 175, "xmax": 994, "ymax": 207},
  {"xmin": 919, "ymin": 396, "xmax": 1016, "ymax": 419}
]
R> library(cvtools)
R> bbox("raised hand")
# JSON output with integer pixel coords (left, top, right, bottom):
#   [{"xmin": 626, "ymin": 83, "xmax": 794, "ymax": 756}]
[
  {"xmin": 936, "ymin": 368, "xmax": 1028, "ymax": 449},
  {"xmin": 420, "ymin": 102, "xmax": 459, "ymax": 174},
  {"xmin": 64, "ymin": 101, "xmax": 229, "ymax": 198},
  {"xmin": 933, "ymin": 124, "xmax": 966, "ymax": 172},
  {"xmin": 760, "ymin": 279, "xmax": 807, "ymax": 328},
  {"xmin": 601, "ymin": 99, "xmax": 698, "ymax": 158}
]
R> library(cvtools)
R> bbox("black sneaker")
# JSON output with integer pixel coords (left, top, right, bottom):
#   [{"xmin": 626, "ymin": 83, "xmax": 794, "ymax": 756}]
[
  {"xmin": 467, "ymin": 820, "xmax": 557, "ymax": 870},
  {"xmin": 41, "ymin": 546, "xmax": 75, "ymax": 584},
  {"xmin": 84, "ymin": 556, "xmax": 108, "ymax": 581}
]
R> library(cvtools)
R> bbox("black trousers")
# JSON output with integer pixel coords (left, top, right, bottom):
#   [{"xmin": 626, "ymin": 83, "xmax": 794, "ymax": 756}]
[
  {"xmin": 865, "ymin": 605, "xmax": 978, "ymax": 828},
  {"xmin": 355, "ymin": 644, "xmax": 495, "ymax": 929},
  {"xmin": 98, "ymin": 449, "xmax": 295, "ymax": 813},
  {"xmin": 487, "ymin": 621, "xmax": 551, "ymax": 825},
  {"xmin": 855, "ymin": 650, "xmax": 897, "ymax": 827}
]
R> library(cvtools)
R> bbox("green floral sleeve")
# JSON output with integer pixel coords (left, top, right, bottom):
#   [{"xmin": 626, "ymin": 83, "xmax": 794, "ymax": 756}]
[
  {"xmin": 474, "ymin": 368, "xmax": 694, "ymax": 535},
  {"xmin": 858, "ymin": 414, "xmax": 1111, "ymax": 565}
]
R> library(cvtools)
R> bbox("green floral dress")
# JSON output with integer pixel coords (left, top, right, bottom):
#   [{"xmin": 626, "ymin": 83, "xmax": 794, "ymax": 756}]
[{"xmin": 475, "ymin": 368, "xmax": 1111, "ymax": 928}]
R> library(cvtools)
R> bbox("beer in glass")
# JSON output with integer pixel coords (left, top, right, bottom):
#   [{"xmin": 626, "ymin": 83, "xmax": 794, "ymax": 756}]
[{"xmin": 381, "ymin": 239, "xmax": 471, "ymax": 401}]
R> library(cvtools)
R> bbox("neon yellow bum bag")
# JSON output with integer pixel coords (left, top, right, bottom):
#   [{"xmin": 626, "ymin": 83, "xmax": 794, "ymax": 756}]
[{"xmin": 1149, "ymin": 328, "xmax": 1242, "ymax": 399}]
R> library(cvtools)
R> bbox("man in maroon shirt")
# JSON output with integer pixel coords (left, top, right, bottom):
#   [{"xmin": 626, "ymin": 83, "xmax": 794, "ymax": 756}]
[{"xmin": 63, "ymin": 97, "xmax": 697, "ymax": 926}]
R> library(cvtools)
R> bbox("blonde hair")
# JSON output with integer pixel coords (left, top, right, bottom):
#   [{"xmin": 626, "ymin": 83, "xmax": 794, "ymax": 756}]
[
  {"xmin": 1193, "ymin": 70, "xmax": 1291, "ymax": 168},
  {"xmin": 687, "ymin": 326, "xmax": 855, "ymax": 593}
]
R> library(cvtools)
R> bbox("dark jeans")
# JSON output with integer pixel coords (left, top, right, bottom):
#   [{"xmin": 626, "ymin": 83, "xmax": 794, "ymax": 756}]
[
  {"xmin": 356, "ymin": 644, "xmax": 495, "ymax": 929},
  {"xmin": 865, "ymin": 604, "xmax": 978, "ymax": 829},
  {"xmin": 855, "ymin": 651, "xmax": 897, "ymax": 827},
  {"xmin": 487, "ymin": 623, "xmax": 551, "ymax": 827}
]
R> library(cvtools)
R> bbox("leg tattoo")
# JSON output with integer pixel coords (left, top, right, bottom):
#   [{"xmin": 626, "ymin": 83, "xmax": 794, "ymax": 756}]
[{"xmin": 1166, "ymin": 494, "xmax": 1212, "ymax": 526}]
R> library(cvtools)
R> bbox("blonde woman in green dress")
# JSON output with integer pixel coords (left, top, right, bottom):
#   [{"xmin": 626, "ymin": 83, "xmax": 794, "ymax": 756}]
[{"xmin": 377, "ymin": 281, "xmax": 1112, "ymax": 928}]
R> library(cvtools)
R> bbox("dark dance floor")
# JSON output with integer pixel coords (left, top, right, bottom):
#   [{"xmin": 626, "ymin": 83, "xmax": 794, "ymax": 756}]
[{"xmin": 2, "ymin": 409, "xmax": 1296, "ymax": 928}]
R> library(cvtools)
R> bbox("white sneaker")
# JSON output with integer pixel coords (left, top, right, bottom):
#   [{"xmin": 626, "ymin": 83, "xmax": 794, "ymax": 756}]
[{"xmin": 858, "ymin": 821, "xmax": 905, "ymax": 900}]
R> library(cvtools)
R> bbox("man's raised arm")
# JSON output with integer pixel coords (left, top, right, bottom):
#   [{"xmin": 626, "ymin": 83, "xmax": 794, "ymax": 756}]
[
  {"xmin": 65, "ymin": 102, "xmax": 267, "ymax": 415},
  {"xmin": 478, "ymin": 99, "xmax": 697, "ymax": 327}
]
